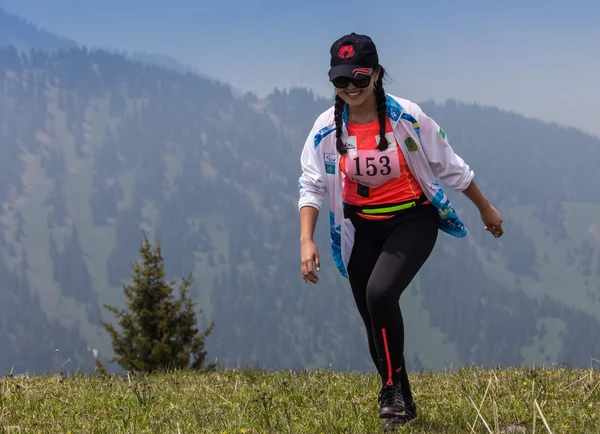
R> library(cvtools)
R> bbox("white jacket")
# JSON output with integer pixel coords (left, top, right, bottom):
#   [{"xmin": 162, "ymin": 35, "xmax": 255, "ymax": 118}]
[{"xmin": 298, "ymin": 93, "xmax": 474, "ymax": 278}]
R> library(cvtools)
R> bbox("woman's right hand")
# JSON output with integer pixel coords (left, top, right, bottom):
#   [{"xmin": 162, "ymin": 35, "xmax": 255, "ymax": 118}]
[{"xmin": 301, "ymin": 239, "xmax": 320, "ymax": 284}]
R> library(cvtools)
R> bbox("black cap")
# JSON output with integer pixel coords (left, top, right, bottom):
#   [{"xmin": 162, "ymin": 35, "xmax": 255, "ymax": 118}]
[{"xmin": 329, "ymin": 33, "xmax": 379, "ymax": 80}]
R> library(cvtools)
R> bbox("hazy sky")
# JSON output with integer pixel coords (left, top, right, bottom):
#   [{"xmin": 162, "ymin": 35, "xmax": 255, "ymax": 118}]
[{"xmin": 2, "ymin": 0, "xmax": 599, "ymax": 137}]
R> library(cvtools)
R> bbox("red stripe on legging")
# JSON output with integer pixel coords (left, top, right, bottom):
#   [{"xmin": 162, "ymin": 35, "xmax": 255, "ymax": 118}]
[{"xmin": 381, "ymin": 328, "xmax": 393, "ymax": 386}]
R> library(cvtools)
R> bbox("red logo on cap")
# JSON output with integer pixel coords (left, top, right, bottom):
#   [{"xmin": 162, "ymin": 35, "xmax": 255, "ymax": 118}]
[{"xmin": 337, "ymin": 44, "xmax": 355, "ymax": 60}]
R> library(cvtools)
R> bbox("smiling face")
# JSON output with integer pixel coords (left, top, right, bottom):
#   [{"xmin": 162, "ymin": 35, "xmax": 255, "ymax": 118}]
[{"xmin": 333, "ymin": 66, "xmax": 380, "ymax": 108}]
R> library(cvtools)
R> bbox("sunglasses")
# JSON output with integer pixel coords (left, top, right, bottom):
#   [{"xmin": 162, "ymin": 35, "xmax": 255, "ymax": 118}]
[{"xmin": 331, "ymin": 71, "xmax": 373, "ymax": 89}]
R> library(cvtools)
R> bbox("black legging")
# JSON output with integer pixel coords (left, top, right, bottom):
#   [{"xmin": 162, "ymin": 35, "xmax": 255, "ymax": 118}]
[{"xmin": 347, "ymin": 204, "xmax": 438, "ymax": 401}]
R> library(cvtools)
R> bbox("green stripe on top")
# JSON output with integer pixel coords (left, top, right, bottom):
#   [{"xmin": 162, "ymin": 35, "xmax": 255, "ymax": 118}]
[{"xmin": 360, "ymin": 201, "xmax": 416, "ymax": 214}]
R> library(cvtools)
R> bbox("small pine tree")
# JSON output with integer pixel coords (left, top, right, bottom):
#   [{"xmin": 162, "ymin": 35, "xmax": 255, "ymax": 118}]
[{"xmin": 101, "ymin": 233, "xmax": 215, "ymax": 373}]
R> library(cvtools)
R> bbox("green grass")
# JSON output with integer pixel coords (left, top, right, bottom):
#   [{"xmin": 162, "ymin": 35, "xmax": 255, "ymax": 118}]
[{"xmin": 1, "ymin": 366, "xmax": 599, "ymax": 433}]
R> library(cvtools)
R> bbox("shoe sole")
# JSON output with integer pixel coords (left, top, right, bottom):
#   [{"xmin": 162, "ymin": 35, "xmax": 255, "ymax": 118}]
[{"xmin": 379, "ymin": 408, "xmax": 406, "ymax": 418}]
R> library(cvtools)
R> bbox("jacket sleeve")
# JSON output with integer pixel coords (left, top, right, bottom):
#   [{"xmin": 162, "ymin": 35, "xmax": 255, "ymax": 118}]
[
  {"xmin": 414, "ymin": 104, "xmax": 474, "ymax": 192},
  {"xmin": 298, "ymin": 122, "xmax": 327, "ymax": 211}
]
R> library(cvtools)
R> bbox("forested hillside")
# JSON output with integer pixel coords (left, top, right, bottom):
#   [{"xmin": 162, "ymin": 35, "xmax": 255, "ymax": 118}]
[
  {"xmin": 1, "ymin": 32, "xmax": 600, "ymax": 375},
  {"xmin": 0, "ymin": 7, "xmax": 194, "ymax": 76}
]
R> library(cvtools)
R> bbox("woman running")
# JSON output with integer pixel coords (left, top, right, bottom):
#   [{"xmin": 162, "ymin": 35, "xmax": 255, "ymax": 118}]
[{"xmin": 297, "ymin": 32, "xmax": 504, "ymax": 430}]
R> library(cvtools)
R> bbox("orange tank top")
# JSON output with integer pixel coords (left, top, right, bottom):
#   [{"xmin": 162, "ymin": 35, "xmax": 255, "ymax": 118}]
[{"xmin": 339, "ymin": 118, "xmax": 424, "ymax": 220}]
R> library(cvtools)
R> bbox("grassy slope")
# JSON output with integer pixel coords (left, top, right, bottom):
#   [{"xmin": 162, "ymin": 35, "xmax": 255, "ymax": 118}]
[
  {"xmin": 1, "ymin": 366, "xmax": 598, "ymax": 433},
  {"xmin": 478, "ymin": 204, "xmax": 600, "ymax": 316},
  {"xmin": 403, "ymin": 276, "xmax": 462, "ymax": 371},
  {"xmin": 468, "ymin": 202, "xmax": 600, "ymax": 366}
]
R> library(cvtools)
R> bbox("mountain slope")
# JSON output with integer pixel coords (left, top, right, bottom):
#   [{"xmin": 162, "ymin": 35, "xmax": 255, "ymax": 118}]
[
  {"xmin": 0, "ymin": 7, "xmax": 196, "ymax": 74},
  {"xmin": 127, "ymin": 50, "xmax": 195, "ymax": 74},
  {"xmin": 1, "ymin": 44, "xmax": 600, "ymax": 374},
  {"xmin": 0, "ymin": 7, "xmax": 77, "ymax": 52}
]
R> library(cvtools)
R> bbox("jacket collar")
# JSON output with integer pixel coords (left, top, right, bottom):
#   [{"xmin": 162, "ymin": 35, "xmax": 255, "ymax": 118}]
[{"xmin": 340, "ymin": 93, "xmax": 405, "ymax": 128}]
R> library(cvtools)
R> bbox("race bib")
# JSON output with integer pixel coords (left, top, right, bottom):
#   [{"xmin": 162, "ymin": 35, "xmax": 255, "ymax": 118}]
[{"xmin": 344, "ymin": 132, "xmax": 400, "ymax": 188}]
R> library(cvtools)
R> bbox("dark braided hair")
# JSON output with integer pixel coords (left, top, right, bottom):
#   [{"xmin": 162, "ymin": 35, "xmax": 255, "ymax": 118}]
[
  {"xmin": 334, "ymin": 66, "xmax": 388, "ymax": 155},
  {"xmin": 334, "ymin": 94, "xmax": 346, "ymax": 154}
]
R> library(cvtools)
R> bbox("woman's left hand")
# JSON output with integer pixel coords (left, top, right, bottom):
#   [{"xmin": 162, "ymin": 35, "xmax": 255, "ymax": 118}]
[{"xmin": 480, "ymin": 204, "xmax": 504, "ymax": 238}]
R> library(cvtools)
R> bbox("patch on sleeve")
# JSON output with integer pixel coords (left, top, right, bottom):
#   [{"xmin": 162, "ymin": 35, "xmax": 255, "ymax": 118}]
[
  {"xmin": 404, "ymin": 136, "xmax": 418, "ymax": 152},
  {"xmin": 324, "ymin": 152, "xmax": 336, "ymax": 174},
  {"xmin": 438, "ymin": 126, "xmax": 447, "ymax": 140}
]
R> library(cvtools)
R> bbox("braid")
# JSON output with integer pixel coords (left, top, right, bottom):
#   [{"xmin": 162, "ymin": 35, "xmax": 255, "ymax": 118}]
[
  {"xmin": 375, "ymin": 67, "xmax": 388, "ymax": 151},
  {"xmin": 334, "ymin": 94, "xmax": 346, "ymax": 155}
]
